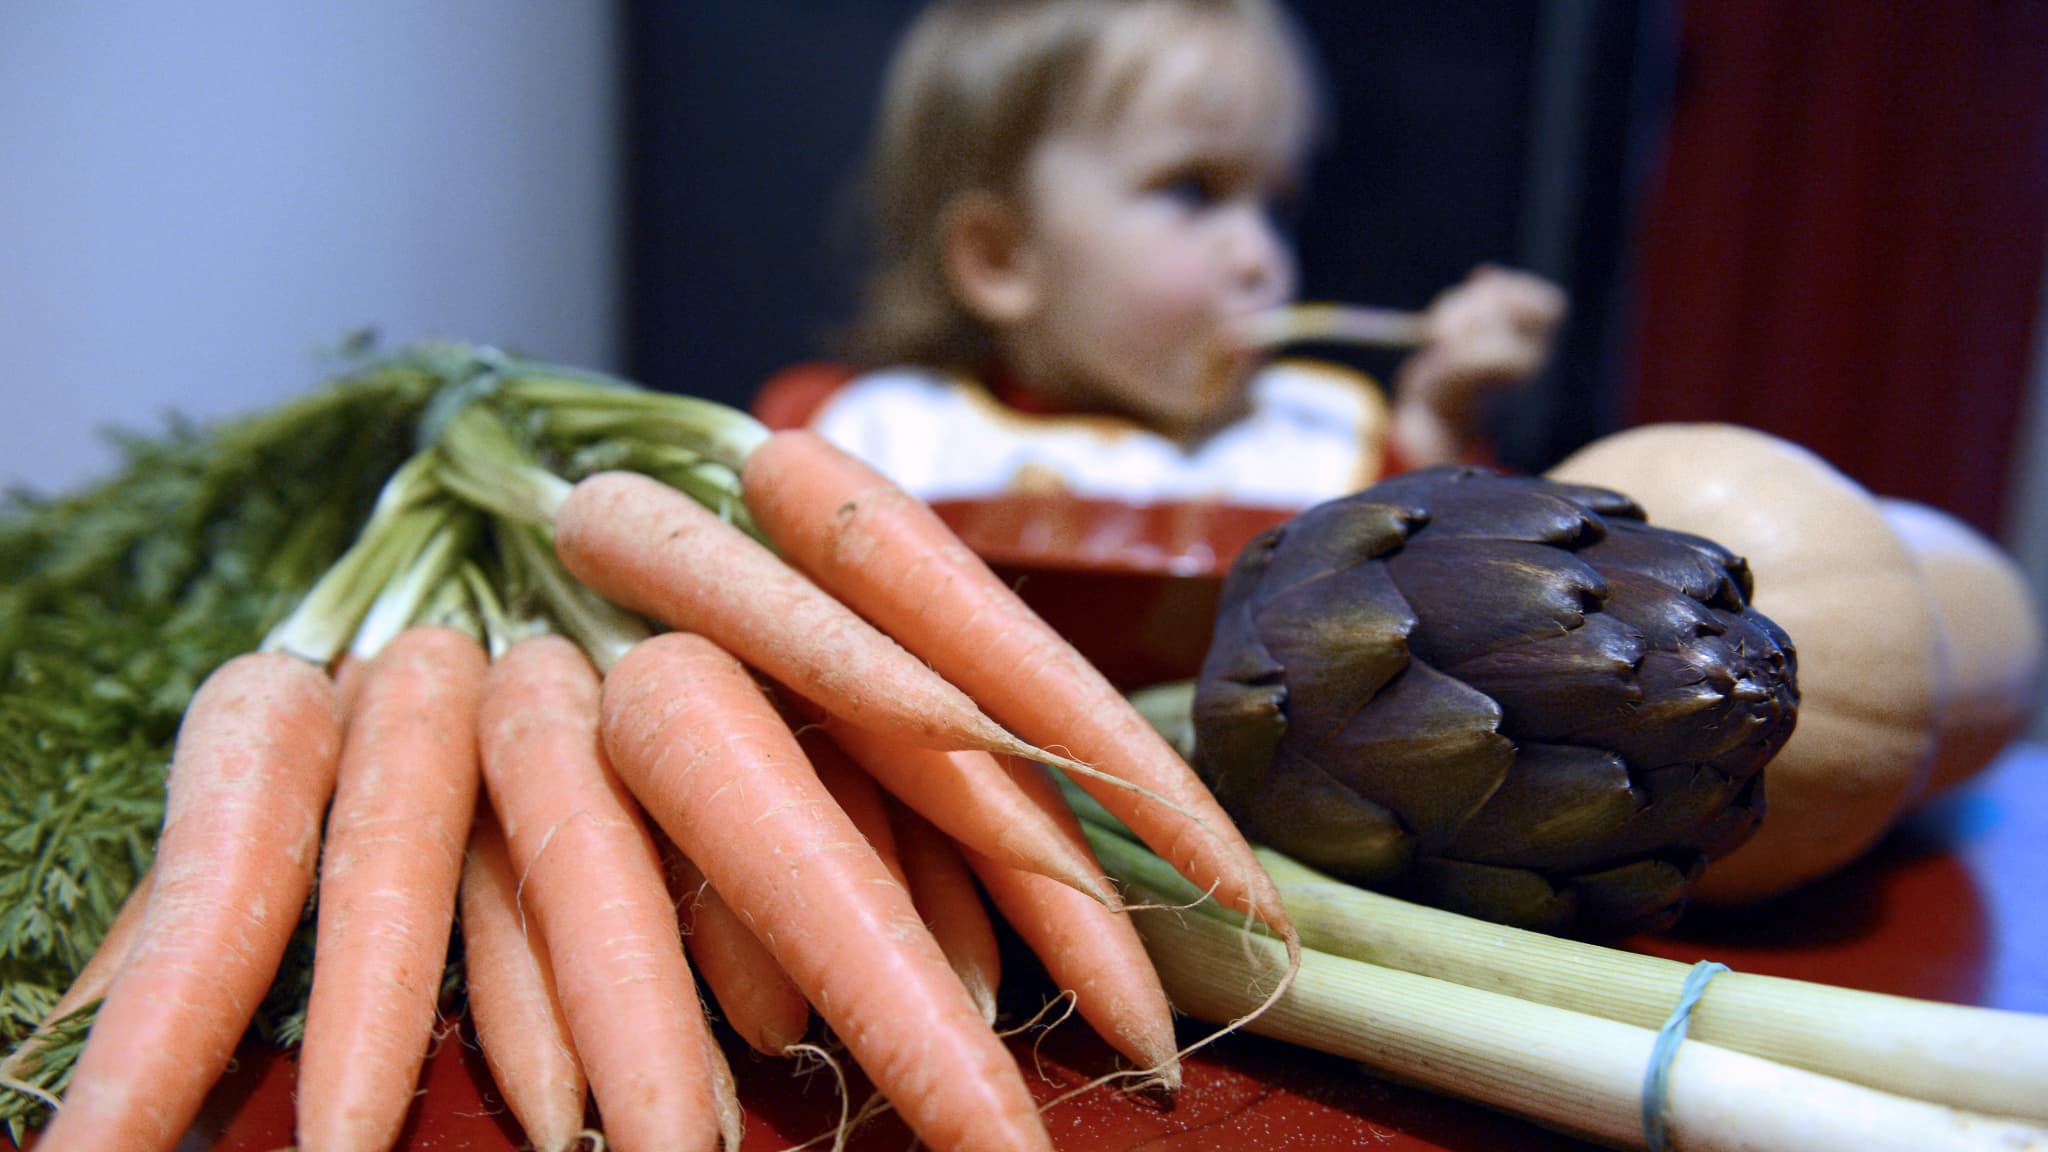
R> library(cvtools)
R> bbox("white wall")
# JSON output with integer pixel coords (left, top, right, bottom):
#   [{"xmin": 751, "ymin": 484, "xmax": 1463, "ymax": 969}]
[{"xmin": 0, "ymin": 4, "xmax": 618, "ymax": 494}]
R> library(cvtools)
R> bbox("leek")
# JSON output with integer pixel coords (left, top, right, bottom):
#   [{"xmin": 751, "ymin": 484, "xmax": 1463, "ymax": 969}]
[
  {"xmin": 1067, "ymin": 775, "xmax": 2048, "ymax": 1134},
  {"xmin": 1126, "ymin": 894, "xmax": 2047, "ymax": 1151}
]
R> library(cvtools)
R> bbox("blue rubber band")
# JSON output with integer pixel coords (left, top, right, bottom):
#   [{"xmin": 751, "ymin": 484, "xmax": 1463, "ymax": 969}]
[{"xmin": 1642, "ymin": 960, "xmax": 1729, "ymax": 1152}]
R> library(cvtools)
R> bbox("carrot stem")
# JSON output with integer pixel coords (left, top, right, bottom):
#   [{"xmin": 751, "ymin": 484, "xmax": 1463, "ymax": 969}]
[
  {"xmin": 497, "ymin": 521, "xmax": 649, "ymax": 673},
  {"xmin": 262, "ymin": 456, "xmax": 452, "ymax": 663},
  {"xmin": 348, "ymin": 512, "xmax": 480, "ymax": 661}
]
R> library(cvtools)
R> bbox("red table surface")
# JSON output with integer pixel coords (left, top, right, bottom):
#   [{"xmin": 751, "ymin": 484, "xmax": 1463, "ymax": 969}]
[{"xmin": 11, "ymin": 742, "xmax": 2041, "ymax": 1152}]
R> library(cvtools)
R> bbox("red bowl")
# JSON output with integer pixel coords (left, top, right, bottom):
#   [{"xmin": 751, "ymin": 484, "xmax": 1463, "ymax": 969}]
[{"xmin": 928, "ymin": 496, "xmax": 1295, "ymax": 690}]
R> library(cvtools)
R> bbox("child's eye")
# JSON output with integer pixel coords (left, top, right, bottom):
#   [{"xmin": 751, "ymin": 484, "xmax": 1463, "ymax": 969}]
[{"xmin": 1155, "ymin": 171, "xmax": 1224, "ymax": 210}]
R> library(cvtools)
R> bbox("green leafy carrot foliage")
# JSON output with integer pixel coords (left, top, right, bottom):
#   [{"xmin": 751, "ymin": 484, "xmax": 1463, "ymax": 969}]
[{"xmin": 0, "ymin": 367, "xmax": 432, "ymax": 1054}]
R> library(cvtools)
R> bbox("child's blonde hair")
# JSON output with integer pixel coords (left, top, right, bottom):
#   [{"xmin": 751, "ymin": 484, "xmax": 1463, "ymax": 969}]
[{"xmin": 843, "ymin": 0, "xmax": 1322, "ymax": 370}]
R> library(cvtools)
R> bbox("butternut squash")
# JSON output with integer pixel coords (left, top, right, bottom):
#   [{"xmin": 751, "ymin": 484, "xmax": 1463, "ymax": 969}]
[{"xmin": 1547, "ymin": 423, "xmax": 2023, "ymax": 904}]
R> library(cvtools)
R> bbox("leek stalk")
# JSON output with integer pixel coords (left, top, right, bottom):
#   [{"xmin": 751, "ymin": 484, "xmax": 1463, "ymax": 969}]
[
  {"xmin": 1253, "ymin": 846, "xmax": 2048, "ymax": 1123},
  {"xmin": 1068, "ymin": 778, "xmax": 2048, "ymax": 1132},
  {"xmin": 1126, "ymin": 894, "xmax": 2048, "ymax": 1151}
]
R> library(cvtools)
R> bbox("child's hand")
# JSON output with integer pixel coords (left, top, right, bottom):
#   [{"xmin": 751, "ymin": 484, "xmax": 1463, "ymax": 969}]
[
  {"xmin": 1416, "ymin": 264, "xmax": 1567, "ymax": 399},
  {"xmin": 1391, "ymin": 265, "xmax": 1567, "ymax": 466}
]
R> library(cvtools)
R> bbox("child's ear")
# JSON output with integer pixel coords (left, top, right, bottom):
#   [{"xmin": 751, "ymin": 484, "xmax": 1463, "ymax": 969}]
[{"xmin": 941, "ymin": 191, "xmax": 1040, "ymax": 325}]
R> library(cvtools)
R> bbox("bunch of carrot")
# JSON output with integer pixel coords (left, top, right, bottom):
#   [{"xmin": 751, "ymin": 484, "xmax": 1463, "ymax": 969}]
[{"xmin": 2, "ymin": 346, "xmax": 1300, "ymax": 1152}]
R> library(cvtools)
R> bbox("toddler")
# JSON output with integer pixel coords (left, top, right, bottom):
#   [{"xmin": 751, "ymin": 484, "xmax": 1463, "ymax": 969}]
[{"xmin": 759, "ymin": 0, "xmax": 1565, "ymax": 508}]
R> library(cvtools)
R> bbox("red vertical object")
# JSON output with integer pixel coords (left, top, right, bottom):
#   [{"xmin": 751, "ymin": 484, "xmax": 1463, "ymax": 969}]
[{"xmin": 1628, "ymin": 1, "xmax": 2048, "ymax": 537}]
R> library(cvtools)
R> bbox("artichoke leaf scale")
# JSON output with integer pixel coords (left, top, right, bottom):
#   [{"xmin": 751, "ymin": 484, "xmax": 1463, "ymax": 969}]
[
  {"xmin": 1365, "ymin": 468, "xmax": 1610, "ymax": 544},
  {"xmin": 1319, "ymin": 659, "xmax": 1513, "ymax": 851},
  {"xmin": 1242, "ymin": 749, "xmax": 1413, "ymax": 880},
  {"xmin": 1400, "ymin": 856, "xmax": 1579, "ymax": 933},
  {"xmin": 1254, "ymin": 499, "xmax": 1419, "ymax": 592},
  {"xmin": 1251, "ymin": 561, "xmax": 1414, "ymax": 747},
  {"xmin": 1192, "ymin": 602, "xmax": 1289, "ymax": 806},
  {"xmin": 1387, "ymin": 539, "xmax": 1609, "ymax": 668},
  {"xmin": 1565, "ymin": 857, "xmax": 1701, "ymax": 935},
  {"xmin": 1581, "ymin": 518, "xmax": 1750, "ymax": 609},
  {"xmin": 1620, "ymin": 760, "xmax": 1760, "ymax": 859},
  {"xmin": 1589, "ymin": 569, "xmax": 1727, "ymax": 650},
  {"xmin": 1440, "ymin": 743, "xmax": 1643, "ymax": 872},
  {"xmin": 1434, "ymin": 613, "xmax": 1645, "ymax": 743}
]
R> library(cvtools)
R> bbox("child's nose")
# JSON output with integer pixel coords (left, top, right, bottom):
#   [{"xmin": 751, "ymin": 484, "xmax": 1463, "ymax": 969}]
[{"xmin": 1226, "ymin": 206, "xmax": 1294, "ymax": 303}]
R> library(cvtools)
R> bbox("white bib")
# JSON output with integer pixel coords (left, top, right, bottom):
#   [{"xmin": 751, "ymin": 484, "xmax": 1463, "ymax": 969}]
[{"xmin": 810, "ymin": 359, "xmax": 1389, "ymax": 508}]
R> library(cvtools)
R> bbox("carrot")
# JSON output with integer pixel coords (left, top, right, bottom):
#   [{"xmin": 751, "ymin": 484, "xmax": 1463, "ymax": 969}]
[
  {"xmin": 659, "ymin": 839, "xmax": 811, "ymax": 1057},
  {"xmin": 328, "ymin": 650, "xmax": 370, "ymax": 717},
  {"xmin": 888, "ymin": 803, "xmax": 1003, "ymax": 1027},
  {"xmin": 458, "ymin": 805, "xmax": 588, "ymax": 1152},
  {"xmin": 477, "ymin": 634, "xmax": 721, "ymax": 1152},
  {"xmin": 805, "ymin": 726, "xmax": 1005, "ymax": 1032},
  {"xmin": 739, "ymin": 430, "xmax": 1295, "ymax": 941},
  {"xmin": 297, "ymin": 626, "xmax": 488, "ymax": 1152},
  {"xmin": 0, "ymin": 866, "xmax": 155, "ymax": 1088},
  {"xmin": 964, "ymin": 758, "xmax": 1179, "ymax": 1089},
  {"xmin": 552, "ymin": 471, "xmax": 1060, "ymax": 767},
  {"xmin": 805, "ymin": 733, "xmax": 1003, "ymax": 1022},
  {"xmin": 818, "ymin": 717, "xmax": 1117, "ymax": 907},
  {"xmin": 600, "ymin": 633, "xmax": 1054, "ymax": 1152},
  {"xmin": 36, "ymin": 651, "xmax": 342, "ymax": 1152},
  {"xmin": 799, "ymin": 727, "xmax": 907, "ymax": 888}
]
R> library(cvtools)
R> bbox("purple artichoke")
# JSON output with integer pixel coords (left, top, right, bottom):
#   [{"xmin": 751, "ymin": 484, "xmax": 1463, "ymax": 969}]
[{"xmin": 1192, "ymin": 466, "xmax": 1799, "ymax": 935}]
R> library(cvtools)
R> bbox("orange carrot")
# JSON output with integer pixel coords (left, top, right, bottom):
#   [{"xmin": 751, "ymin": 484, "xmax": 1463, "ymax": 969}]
[
  {"xmin": 328, "ymin": 650, "xmax": 370, "ymax": 717},
  {"xmin": 888, "ymin": 803, "xmax": 1003, "ymax": 1027},
  {"xmin": 0, "ymin": 865, "xmax": 155, "ymax": 1086},
  {"xmin": 811, "ymin": 726, "xmax": 1004, "ymax": 1028},
  {"xmin": 298, "ymin": 626, "xmax": 488, "ymax": 1152},
  {"xmin": 477, "ymin": 634, "xmax": 721, "ymax": 1152},
  {"xmin": 806, "ymin": 731, "xmax": 1004, "ymax": 1023},
  {"xmin": 659, "ymin": 839, "xmax": 810, "ymax": 1057},
  {"xmin": 552, "ymin": 470, "xmax": 1057, "ymax": 766},
  {"xmin": 740, "ymin": 430, "xmax": 1294, "ymax": 941},
  {"xmin": 459, "ymin": 805, "xmax": 588, "ymax": 1152},
  {"xmin": 600, "ymin": 633, "xmax": 1054, "ymax": 1152},
  {"xmin": 820, "ymin": 718, "xmax": 1116, "ymax": 907},
  {"xmin": 965, "ymin": 758, "xmax": 1179, "ymax": 1088},
  {"xmin": 36, "ymin": 652, "xmax": 342, "ymax": 1152},
  {"xmin": 800, "ymin": 727, "xmax": 907, "ymax": 888}
]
